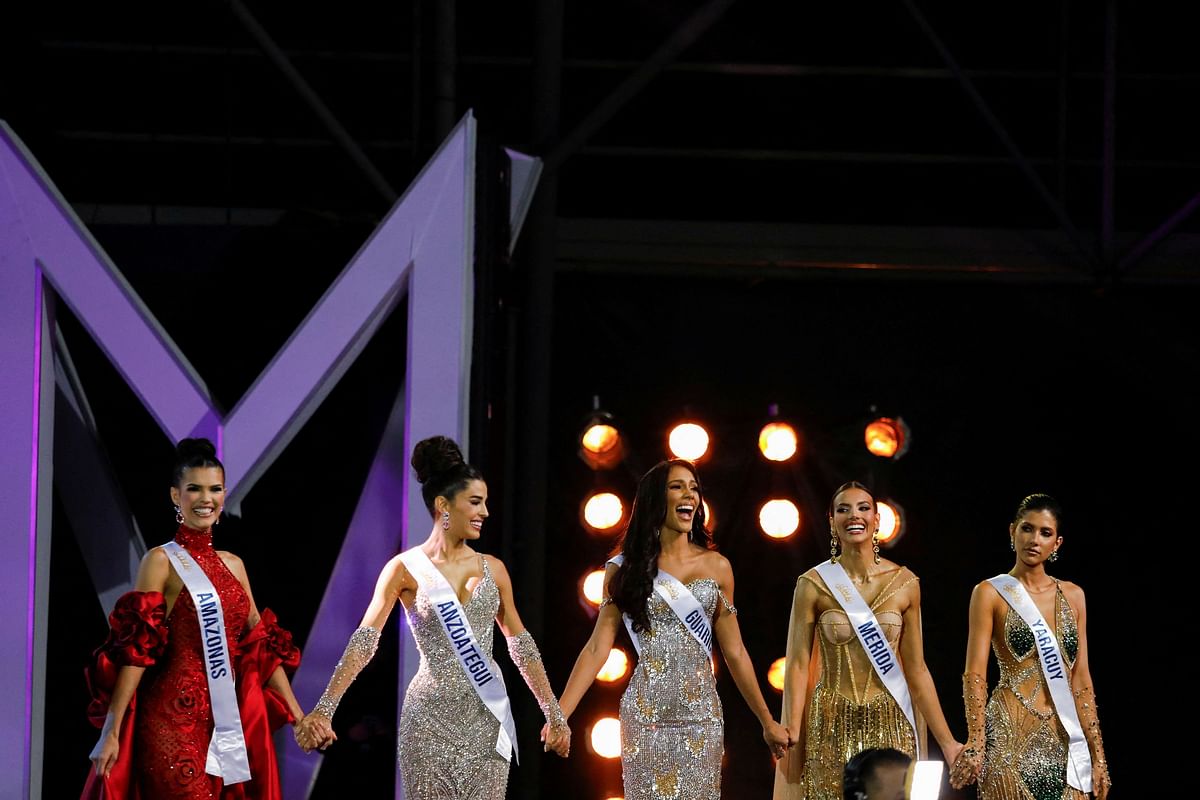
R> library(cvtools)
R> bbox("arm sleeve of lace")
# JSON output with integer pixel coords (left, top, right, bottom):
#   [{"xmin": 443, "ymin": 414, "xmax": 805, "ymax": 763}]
[
  {"xmin": 962, "ymin": 672, "xmax": 987, "ymax": 764},
  {"xmin": 506, "ymin": 630, "xmax": 567, "ymax": 732},
  {"xmin": 1074, "ymin": 686, "xmax": 1108, "ymax": 774},
  {"xmin": 312, "ymin": 626, "xmax": 381, "ymax": 720}
]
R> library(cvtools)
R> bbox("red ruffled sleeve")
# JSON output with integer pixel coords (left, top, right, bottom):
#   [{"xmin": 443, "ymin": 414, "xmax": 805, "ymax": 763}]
[
  {"xmin": 81, "ymin": 591, "xmax": 168, "ymax": 800},
  {"xmin": 85, "ymin": 591, "xmax": 168, "ymax": 726}
]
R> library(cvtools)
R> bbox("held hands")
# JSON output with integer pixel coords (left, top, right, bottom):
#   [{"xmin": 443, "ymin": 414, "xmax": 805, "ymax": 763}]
[
  {"xmin": 949, "ymin": 741, "xmax": 983, "ymax": 789},
  {"xmin": 293, "ymin": 713, "xmax": 338, "ymax": 753},
  {"xmin": 762, "ymin": 719, "xmax": 794, "ymax": 761},
  {"xmin": 540, "ymin": 721, "xmax": 571, "ymax": 758}
]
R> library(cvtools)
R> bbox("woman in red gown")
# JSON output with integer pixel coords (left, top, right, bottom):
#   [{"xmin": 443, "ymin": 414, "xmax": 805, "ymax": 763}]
[{"xmin": 82, "ymin": 438, "xmax": 313, "ymax": 799}]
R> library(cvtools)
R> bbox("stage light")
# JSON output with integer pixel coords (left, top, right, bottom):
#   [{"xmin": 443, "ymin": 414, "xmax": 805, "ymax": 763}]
[
  {"xmin": 582, "ymin": 492, "xmax": 624, "ymax": 532},
  {"xmin": 580, "ymin": 407, "xmax": 624, "ymax": 470},
  {"xmin": 877, "ymin": 500, "xmax": 905, "ymax": 545},
  {"xmin": 668, "ymin": 422, "xmax": 710, "ymax": 461},
  {"xmin": 702, "ymin": 500, "xmax": 715, "ymax": 532},
  {"xmin": 596, "ymin": 648, "xmax": 629, "ymax": 682},
  {"xmin": 767, "ymin": 657, "xmax": 786, "ymax": 692},
  {"xmin": 590, "ymin": 717, "xmax": 622, "ymax": 758},
  {"xmin": 581, "ymin": 569, "xmax": 607, "ymax": 606},
  {"xmin": 864, "ymin": 416, "xmax": 910, "ymax": 459},
  {"xmin": 758, "ymin": 422, "xmax": 798, "ymax": 462},
  {"xmin": 759, "ymin": 499, "xmax": 800, "ymax": 539}
]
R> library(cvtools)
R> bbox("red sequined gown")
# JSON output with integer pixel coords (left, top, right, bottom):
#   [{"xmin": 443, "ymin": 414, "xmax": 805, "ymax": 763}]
[{"xmin": 82, "ymin": 525, "xmax": 300, "ymax": 800}]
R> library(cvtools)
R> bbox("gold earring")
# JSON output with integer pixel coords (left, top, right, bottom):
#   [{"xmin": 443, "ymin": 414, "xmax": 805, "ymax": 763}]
[
  {"xmin": 873, "ymin": 530, "xmax": 881, "ymax": 565},
  {"xmin": 830, "ymin": 530, "xmax": 839, "ymax": 563}
]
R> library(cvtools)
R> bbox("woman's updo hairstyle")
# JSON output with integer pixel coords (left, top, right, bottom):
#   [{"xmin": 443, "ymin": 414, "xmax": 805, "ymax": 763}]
[
  {"xmin": 1012, "ymin": 493, "xmax": 1063, "ymax": 528},
  {"xmin": 411, "ymin": 435, "xmax": 483, "ymax": 516},
  {"xmin": 171, "ymin": 438, "xmax": 224, "ymax": 486}
]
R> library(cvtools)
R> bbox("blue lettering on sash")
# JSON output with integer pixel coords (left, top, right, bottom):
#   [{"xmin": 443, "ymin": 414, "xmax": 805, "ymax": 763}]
[
  {"xmin": 437, "ymin": 599, "xmax": 496, "ymax": 687},
  {"xmin": 857, "ymin": 621, "xmax": 895, "ymax": 675},
  {"xmin": 684, "ymin": 609, "xmax": 712, "ymax": 650},
  {"xmin": 1030, "ymin": 618, "xmax": 1065, "ymax": 680},
  {"xmin": 196, "ymin": 591, "xmax": 228, "ymax": 678}
]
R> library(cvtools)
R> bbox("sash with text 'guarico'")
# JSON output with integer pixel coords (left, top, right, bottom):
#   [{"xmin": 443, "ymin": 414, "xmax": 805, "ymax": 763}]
[
  {"xmin": 814, "ymin": 559, "xmax": 920, "ymax": 758},
  {"xmin": 987, "ymin": 574, "xmax": 1091, "ymax": 793},
  {"xmin": 607, "ymin": 555, "xmax": 715, "ymax": 661},
  {"xmin": 399, "ymin": 547, "xmax": 518, "ymax": 762},
  {"xmin": 161, "ymin": 541, "xmax": 252, "ymax": 784}
]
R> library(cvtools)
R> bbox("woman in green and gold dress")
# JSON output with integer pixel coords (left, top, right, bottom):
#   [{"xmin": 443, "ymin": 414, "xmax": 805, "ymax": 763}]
[{"xmin": 950, "ymin": 494, "xmax": 1110, "ymax": 799}]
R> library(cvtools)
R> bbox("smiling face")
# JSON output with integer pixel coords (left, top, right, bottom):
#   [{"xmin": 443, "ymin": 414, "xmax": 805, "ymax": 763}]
[
  {"xmin": 830, "ymin": 486, "xmax": 878, "ymax": 547},
  {"xmin": 437, "ymin": 479, "xmax": 489, "ymax": 540},
  {"xmin": 169, "ymin": 466, "xmax": 225, "ymax": 531},
  {"xmin": 661, "ymin": 464, "xmax": 700, "ymax": 535},
  {"xmin": 1010, "ymin": 509, "xmax": 1061, "ymax": 567}
]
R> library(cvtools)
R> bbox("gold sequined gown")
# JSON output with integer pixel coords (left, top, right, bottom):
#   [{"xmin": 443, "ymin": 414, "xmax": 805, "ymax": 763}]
[
  {"xmin": 979, "ymin": 583, "xmax": 1085, "ymax": 800},
  {"xmin": 779, "ymin": 568, "xmax": 920, "ymax": 800},
  {"xmin": 619, "ymin": 578, "xmax": 728, "ymax": 800},
  {"xmin": 397, "ymin": 557, "xmax": 509, "ymax": 799}
]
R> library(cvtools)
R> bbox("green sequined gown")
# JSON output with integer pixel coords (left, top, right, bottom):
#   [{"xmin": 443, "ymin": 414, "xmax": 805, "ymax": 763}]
[{"xmin": 980, "ymin": 582, "xmax": 1085, "ymax": 800}]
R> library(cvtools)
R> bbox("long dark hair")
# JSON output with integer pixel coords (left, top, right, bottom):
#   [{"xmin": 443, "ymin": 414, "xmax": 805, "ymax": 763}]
[
  {"xmin": 411, "ymin": 435, "xmax": 484, "ymax": 516},
  {"xmin": 609, "ymin": 459, "xmax": 713, "ymax": 634}
]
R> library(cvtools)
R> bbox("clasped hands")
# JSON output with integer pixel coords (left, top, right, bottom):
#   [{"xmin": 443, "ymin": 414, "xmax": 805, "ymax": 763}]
[
  {"xmin": 539, "ymin": 721, "xmax": 572, "ymax": 757},
  {"xmin": 293, "ymin": 713, "xmax": 338, "ymax": 753},
  {"xmin": 765, "ymin": 720, "xmax": 796, "ymax": 761}
]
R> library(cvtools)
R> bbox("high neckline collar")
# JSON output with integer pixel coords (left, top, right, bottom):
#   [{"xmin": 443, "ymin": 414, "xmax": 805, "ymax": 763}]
[{"xmin": 174, "ymin": 523, "xmax": 214, "ymax": 551}]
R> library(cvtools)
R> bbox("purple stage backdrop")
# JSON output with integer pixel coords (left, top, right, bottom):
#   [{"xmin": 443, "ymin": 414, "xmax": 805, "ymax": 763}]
[{"xmin": 0, "ymin": 112, "xmax": 539, "ymax": 799}]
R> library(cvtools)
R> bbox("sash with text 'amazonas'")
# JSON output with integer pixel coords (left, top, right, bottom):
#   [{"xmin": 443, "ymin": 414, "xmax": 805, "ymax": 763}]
[
  {"xmin": 399, "ymin": 547, "xmax": 518, "ymax": 762},
  {"xmin": 814, "ymin": 559, "xmax": 920, "ymax": 758},
  {"xmin": 161, "ymin": 541, "xmax": 251, "ymax": 784},
  {"xmin": 607, "ymin": 555, "xmax": 714, "ymax": 661},
  {"xmin": 987, "ymin": 574, "xmax": 1091, "ymax": 793}
]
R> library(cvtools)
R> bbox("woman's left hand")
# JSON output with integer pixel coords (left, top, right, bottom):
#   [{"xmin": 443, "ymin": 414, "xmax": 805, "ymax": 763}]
[{"xmin": 762, "ymin": 719, "xmax": 792, "ymax": 760}]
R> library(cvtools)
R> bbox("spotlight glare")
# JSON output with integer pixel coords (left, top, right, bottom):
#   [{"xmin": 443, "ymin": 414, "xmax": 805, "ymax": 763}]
[
  {"xmin": 767, "ymin": 657, "xmax": 787, "ymax": 691},
  {"xmin": 581, "ymin": 569, "xmax": 607, "ymax": 606},
  {"xmin": 668, "ymin": 422, "xmax": 710, "ymax": 461},
  {"xmin": 877, "ymin": 500, "xmax": 904, "ymax": 544},
  {"xmin": 590, "ymin": 717, "xmax": 622, "ymax": 759},
  {"xmin": 582, "ymin": 423, "xmax": 620, "ymax": 454},
  {"xmin": 758, "ymin": 499, "xmax": 800, "ymax": 539},
  {"xmin": 758, "ymin": 422, "xmax": 798, "ymax": 462},
  {"xmin": 702, "ymin": 499, "xmax": 715, "ymax": 531},
  {"xmin": 583, "ymin": 492, "xmax": 624, "ymax": 532},
  {"xmin": 596, "ymin": 648, "xmax": 629, "ymax": 682},
  {"xmin": 864, "ymin": 417, "xmax": 909, "ymax": 459}
]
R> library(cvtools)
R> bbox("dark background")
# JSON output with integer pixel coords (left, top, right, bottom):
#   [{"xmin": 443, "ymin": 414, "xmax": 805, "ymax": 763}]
[{"xmin": 4, "ymin": 2, "xmax": 1195, "ymax": 797}]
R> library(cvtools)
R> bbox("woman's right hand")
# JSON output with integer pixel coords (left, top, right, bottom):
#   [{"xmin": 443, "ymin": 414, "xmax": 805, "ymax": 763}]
[
  {"xmin": 294, "ymin": 713, "xmax": 337, "ymax": 753},
  {"xmin": 949, "ymin": 743, "xmax": 983, "ymax": 789},
  {"xmin": 92, "ymin": 731, "xmax": 120, "ymax": 778}
]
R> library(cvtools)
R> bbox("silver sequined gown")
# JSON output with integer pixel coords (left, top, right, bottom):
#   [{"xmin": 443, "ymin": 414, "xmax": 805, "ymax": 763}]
[
  {"xmin": 620, "ymin": 578, "xmax": 724, "ymax": 800},
  {"xmin": 397, "ymin": 558, "xmax": 509, "ymax": 799}
]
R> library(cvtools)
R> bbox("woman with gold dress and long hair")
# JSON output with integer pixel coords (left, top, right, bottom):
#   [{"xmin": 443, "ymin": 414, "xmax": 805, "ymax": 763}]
[
  {"xmin": 773, "ymin": 481, "xmax": 963, "ymax": 800},
  {"xmin": 948, "ymin": 494, "xmax": 1110, "ymax": 799},
  {"xmin": 559, "ymin": 459, "xmax": 792, "ymax": 799}
]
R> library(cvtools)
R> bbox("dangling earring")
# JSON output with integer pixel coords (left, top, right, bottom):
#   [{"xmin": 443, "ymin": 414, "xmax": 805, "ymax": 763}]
[
  {"xmin": 1009, "ymin": 538, "xmax": 1015, "ymax": 552},
  {"xmin": 830, "ymin": 531, "xmax": 839, "ymax": 563},
  {"xmin": 175, "ymin": 505, "xmax": 184, "ymax": 524},
  {"xmin": 441, "ymin": 511, "xmax": 451, "ymax": 530},
  {"xmin": 1048, "ymin": 549, "xmax": 1059, "ymax": 563},
  {"xmin": 872, "ymin": 530, "xmax": 881, "ymax": 565},
  {"xmin": 214, "ymin": 508, "xmax": 221, "ymax": 526}
]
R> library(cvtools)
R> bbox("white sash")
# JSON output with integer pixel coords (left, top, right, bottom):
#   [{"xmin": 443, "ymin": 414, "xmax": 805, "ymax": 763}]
[
  {"xmin": 399, "ymin": 547, "xmax": 518, "ymax": 762},
  {"xmin": 161, "ymin": 541, "xmax": 251, "ymax": 785},
  {"xmin": 607, "ymin": 555, "xmax": 714, "ymax": 661},
  {"xmin": 814, "ymin": 560, "xmax": 920, "ymax": 758},
  {"xmin": 987, "ymin": 575, "xmax": 1092, "ymax": 792}
]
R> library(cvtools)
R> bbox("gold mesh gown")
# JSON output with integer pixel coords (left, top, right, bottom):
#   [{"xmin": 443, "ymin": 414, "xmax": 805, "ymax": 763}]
[
  {"xmin": 774, "ymin": 568, "xmax": 921, "ymax": 800},
  {"xmin": 978, "ymin": 583, "xmax": 1085, "ymax": 800},
  {"xmin": 617, "ymin": 578, "xmax": 733, "ymax": 800}
]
